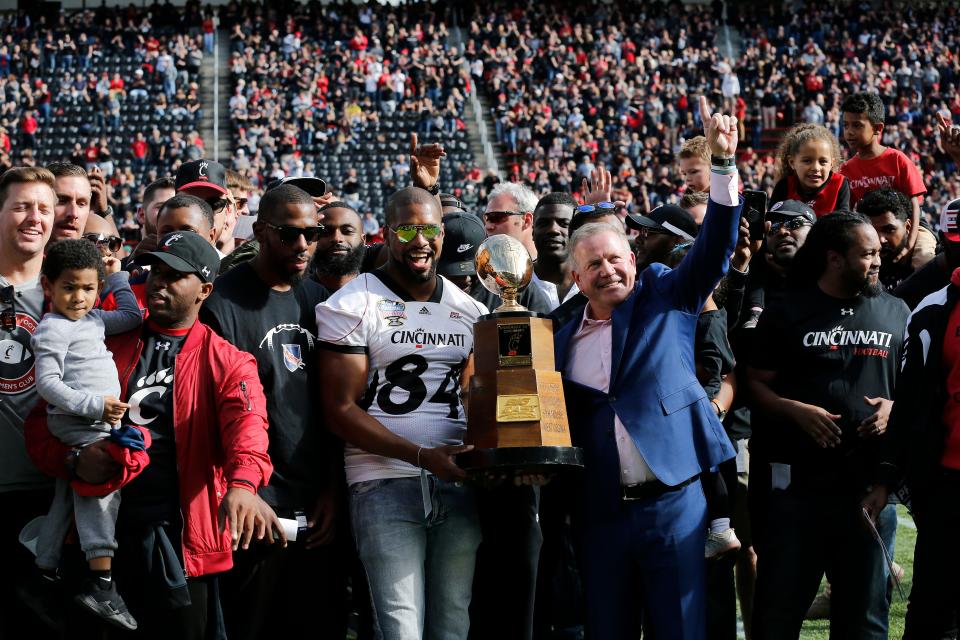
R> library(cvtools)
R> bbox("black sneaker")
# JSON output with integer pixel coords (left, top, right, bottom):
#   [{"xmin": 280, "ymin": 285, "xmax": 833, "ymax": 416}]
[
  {"xmin": 74, "ymin": 577, "xmax": 138, "ymax": 631},
  {"xmin": 16, "ymin": 570, "xmax": 65, "ymax": 630}
]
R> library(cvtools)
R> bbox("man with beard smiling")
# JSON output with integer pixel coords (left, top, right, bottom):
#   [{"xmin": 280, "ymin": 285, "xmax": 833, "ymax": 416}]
[
  {"xmin": 199, "ymin": 184, "xmax": 345, "ymax": 639},
  {"xmin": 46, "ymin": 162, "xmax": 93, "ymax": 245},
  {"xmin": 746, "ymin": 212, "xmax": 909, "ymax": 638},
  {"xmin": 317, "ymin": 187, "xmax": 487, "ymax": 640},
  {"xmin": 312, "ymin": 201, "xmax": 365, "ymax": 293},
  {"xmin": 857, "ymin": 188, "xmax": 935, "ymax": 292}
]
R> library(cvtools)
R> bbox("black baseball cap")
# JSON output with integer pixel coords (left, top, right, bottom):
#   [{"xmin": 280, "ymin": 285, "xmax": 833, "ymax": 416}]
[
  {"xmin": 135, "ymin": 231, "xmax": 221, "ymax": 283},
  {"xmin": 438, "ymin": 212, "xmax": 485, "ymax": 276},
  {"xmin": 767, "ymin": 199, "xmax": 816, "ymax": 224},
  {"xmin": 626, "ymin": 204, "xmax": 698, "ymax": 241},
  {"xmin": 175, "ymin": 159, "xmax": 229, "ymax": 198},
  {"xmin": 267, "ymin": 176, "xmax": 327, "ymax": 197}
]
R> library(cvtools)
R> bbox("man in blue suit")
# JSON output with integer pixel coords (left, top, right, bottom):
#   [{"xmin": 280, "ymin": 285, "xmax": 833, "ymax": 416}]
[{"xmin": 554, "ymin": 97, "xmax": 742, "ymax": 639}]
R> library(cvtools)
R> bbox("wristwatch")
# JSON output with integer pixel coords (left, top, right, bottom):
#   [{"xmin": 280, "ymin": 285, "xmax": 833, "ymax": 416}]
[
  {"xmin": 710, "ymin": 155, "xmax": 736, "ymax": 167},
  {"xmin": 711, "ymin": 400, "xmax": 727, "ymax": 421},
  {"xmin": 425, "ymin": 183, "xmax": 440, "ymax": 196}
]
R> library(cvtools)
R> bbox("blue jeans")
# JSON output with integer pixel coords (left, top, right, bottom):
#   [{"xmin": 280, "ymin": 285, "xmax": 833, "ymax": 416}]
[
  {"xmin": 350, "ymin": 476, "xmax": 481, "ymax": 640},
  {"xmin": 751, "ymin": 467, "xmax": 889, "ymax": 640}
]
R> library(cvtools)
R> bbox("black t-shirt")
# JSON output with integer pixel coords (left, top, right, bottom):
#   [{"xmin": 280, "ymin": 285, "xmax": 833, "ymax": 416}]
[
  {"xmin": 200, "ymin": 262, "xmax": 331, "ymax": 509},
  {"xmin": 696, "ymin": 308, "xmax": 734, "ymax": 402},
  {"xmin": 879, "ymin": 258, "xmax": 916, "ymax": 294},
  {"xmin": 120, "ymin": 323, "xmax": 188, "ymax": 523},
  {"xmin": 893, "ymin": 256, "xmax": 951, "ymax": 310},
  {"xmin": 750, "ymin": 286, "xmax": 909, "ymax": 472}
]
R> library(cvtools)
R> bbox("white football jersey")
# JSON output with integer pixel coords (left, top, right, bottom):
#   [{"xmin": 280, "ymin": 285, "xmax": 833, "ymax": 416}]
[{"xmin": 316, "ymin": 272, "xmax": 488, "ymax": 484}]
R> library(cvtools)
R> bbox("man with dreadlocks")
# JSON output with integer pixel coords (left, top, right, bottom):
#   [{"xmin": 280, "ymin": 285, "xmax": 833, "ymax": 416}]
[{"xmin": 746, "ymin": 211, "xmax": 909, "ymax": 638}]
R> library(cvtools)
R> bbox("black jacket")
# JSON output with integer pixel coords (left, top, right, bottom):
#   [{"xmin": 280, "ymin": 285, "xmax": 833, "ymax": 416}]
[{"xmin": 879, "ymin": 274, "xmax": 959, "ymax": 508}]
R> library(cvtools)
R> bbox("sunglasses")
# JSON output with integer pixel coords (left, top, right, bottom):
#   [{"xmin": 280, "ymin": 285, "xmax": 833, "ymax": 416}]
[
  {"xmin": 391, "ymin": 224, "xmax": 442, "ymax": 243},
  {"xmin": 207, "ymin": 197, "xmax": 230, "ymax": 213},
  {"xmin": 767, "ymin": 218, "xmax": 813, "ymax": 234},
  {"xmin": 575, "ymin": 202, "xmax": 618, "ymax": 215},
  {"xmin": 483, "ymin": 210, "xmax": 526, "ymax": 225},
  {"xmin": 441, "ymin": 197, "xmax": 467, "ymax": 212},
  {"xmin": 1, "ymin": 285, "xmax": 15, "ymax": 331},
  {"xmin": 83, "ymin": 232, "xmax": 122, "ymax": 252},
  {"xmin": 639, "ymin": 227, "xmax": 671, "ymax": 239},
  {"xmin": 264, "ymin": 222, "xmax": 325, "ymax": 244}
]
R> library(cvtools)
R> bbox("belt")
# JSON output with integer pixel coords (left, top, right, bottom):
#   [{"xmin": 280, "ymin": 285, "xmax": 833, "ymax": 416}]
[{"xmin": 621, "ymin": 476, "xmax": 695, "ymax": 502}]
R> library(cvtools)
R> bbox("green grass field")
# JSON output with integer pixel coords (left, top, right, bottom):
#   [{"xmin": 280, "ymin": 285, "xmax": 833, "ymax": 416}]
[{"xmin": 797, "ymin": 505, "xmax": 916, "ymax": 639}]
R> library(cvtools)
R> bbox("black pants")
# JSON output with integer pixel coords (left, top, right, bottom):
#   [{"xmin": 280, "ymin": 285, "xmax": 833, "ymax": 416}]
[
  {"xmin": 0, "ymin": 487, "xmax": 57, "ymax": 640},
  {"xmin": 904, "ymin": 473, "xmax": 960, "ymax": 639},
  {"xmin": 62, "ymin": 523, "xmax": 216, "ymax": 640},
  {"xmin": 219, "ymin": 537, "xmax": 350, "ymax": 639},
  {"xmin": 470, "ymin": 484, "xmax": 543, "ymax": 640}
]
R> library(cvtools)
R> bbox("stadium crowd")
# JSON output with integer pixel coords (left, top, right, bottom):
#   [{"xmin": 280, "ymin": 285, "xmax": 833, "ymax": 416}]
[
  {"xmin": 465, "ymin": 1, "xmax": 960, "ymax": 220},
  {"xmin": 223, "ymin": 1, "xmax": 480, "ymax": 215},
  {"xmin": 4, "ymin": 1, "xmax": 960, "ymax": 640},
  {"xmin": 0, "ymin": 2, "xmax": 211, "ymax": 227}
]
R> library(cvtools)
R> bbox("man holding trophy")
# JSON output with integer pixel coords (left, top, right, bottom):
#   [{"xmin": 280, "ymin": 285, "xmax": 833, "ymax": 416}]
[{"xmin": 553, "ymin": 97, "xmax": 742, "ymax": 639}]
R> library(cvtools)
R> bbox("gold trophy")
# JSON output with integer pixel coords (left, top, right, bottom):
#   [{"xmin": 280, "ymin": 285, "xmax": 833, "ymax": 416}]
[{"xmin": 459, "ymin": 235, "xmax": 583, "ymax": 474}]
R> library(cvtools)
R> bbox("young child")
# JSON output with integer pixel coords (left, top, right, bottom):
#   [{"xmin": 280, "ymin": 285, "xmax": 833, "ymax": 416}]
[
  {"xmin": 771, "ymin": 123, "xmax": 850, "ymax": 217},
  {"xmin": 29, "ymin": 239, "xmax": 143, "ymax": 630},
  {"xmin": 678, "ymin": 135, "xmax": 711, "ymax": 193},
  {"xmin": 839, "ymin": 91, "xmax": 926, "ymax": 257}
]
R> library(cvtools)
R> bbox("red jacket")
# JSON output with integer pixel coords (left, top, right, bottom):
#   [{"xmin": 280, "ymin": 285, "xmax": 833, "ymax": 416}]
[
  {"xmin": 25, "ymin": 321, "xmax": 272, "ymax": 578},
  {"xmin": 72, "ymin": 426, "xmax": 152, "ymax": 497}
]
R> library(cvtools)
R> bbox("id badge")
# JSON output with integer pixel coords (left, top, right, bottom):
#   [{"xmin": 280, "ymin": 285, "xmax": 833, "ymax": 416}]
[{"xmin": 771, "ymin": 462, "xmax": 791, "ymax": 490}]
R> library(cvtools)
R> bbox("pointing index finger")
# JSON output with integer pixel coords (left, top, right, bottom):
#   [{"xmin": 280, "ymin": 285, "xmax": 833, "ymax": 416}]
[{"xmin": 699, "ymin": 96, "xmax": 712, "ymax": 127}]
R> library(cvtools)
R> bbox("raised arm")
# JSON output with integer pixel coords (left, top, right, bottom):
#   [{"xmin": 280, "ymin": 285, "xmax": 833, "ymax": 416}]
[
  {"xmin": 663, "ymin": 97, "xmax": 742, "ymax": 312},
  {"xmin": 93, "ymin": 269, "xmax": 142, "ymax": 335}
]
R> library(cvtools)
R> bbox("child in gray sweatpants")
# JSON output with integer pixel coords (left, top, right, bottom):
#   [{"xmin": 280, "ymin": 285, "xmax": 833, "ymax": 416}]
[{"xmin": 29, "ymin": 239, "xmax": 142, "ymax": 631}]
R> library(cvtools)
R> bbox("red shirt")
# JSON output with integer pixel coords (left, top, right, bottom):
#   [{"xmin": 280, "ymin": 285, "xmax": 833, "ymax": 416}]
[
  {"xmin": 941, "ymin": 268, "xmax": 960, "ymax": 469},
  {"xmin": 839, "ymin": 147, "xmax": 927, "ymax": 206},
  {"xmin": 131, "ymin": 139, "xmax": 147, "ymax": 158}
]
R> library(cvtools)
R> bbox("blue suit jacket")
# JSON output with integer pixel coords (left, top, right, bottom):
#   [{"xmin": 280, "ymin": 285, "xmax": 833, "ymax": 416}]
[{"xmin": 555, "ymin": 197, "xmax": 741, "ymax": 519}]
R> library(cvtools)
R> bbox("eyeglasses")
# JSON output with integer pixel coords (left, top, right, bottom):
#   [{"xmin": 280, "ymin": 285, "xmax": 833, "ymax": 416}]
[
  {"xmin": 264, "ymin": 222, "xmax": 325, "ymax": 244},
  {"xmin": 767, "ymin": 218, "xmax": 813, "ymax": 235},
  {"xmin": 391, "ymin": 224, "xmax": 442, "ymax": 243},
  {"xmin": 483, "ymin": 210, "xmax": 526, "ymax": 225},
  {"xmin": 83, "ymin": 232, "xmax": 122, "ymax": 252},
  {"xmin": 575, "ymin": 202, "xmax": 618, "ymax": 215}
]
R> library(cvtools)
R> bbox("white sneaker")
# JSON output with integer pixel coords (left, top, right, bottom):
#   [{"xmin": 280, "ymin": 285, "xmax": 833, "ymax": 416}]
[{"xmin": 705, "ymin": 528, "xmax": 741, "ymax": 560}]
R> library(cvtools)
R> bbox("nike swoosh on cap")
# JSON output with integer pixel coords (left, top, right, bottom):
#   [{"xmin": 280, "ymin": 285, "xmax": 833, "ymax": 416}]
[{"xmin": 457, "ymin": 244, "xmax": 473, "ymax": 253}]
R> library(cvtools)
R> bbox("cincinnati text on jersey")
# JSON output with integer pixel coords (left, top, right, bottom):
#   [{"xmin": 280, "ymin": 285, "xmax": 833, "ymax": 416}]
[{"xmin": 390, "ymin": 329, "xmax": 467, "ymax": 347}]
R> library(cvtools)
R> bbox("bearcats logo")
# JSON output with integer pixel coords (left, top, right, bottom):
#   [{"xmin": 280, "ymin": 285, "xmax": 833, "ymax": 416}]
[{"xmin": 0, "ymin": 312, "xmax": 39, "ymax": 394}]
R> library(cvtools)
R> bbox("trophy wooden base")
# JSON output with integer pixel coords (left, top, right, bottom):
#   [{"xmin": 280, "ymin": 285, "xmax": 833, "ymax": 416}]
[
  {"xmin": 464, "ymin": 313, "xmax": 583, "ymax": 475},
  {"xmin": 457, "ymin": 445, "xmax": 584, "ymax": 476}
]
